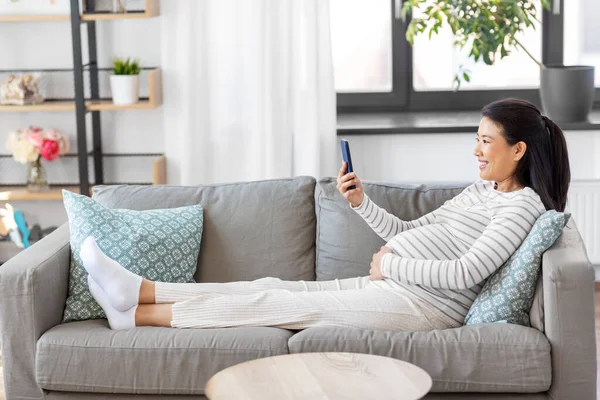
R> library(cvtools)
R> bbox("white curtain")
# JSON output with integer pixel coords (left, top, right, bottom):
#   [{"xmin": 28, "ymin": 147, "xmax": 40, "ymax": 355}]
[{"xmin": 161, "ymin": 0, "xmax": 337, "ymax": 185}]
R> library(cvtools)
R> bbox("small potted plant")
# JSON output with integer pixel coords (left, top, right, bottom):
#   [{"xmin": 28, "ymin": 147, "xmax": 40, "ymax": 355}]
[
  {"xmin": 109, "ymin": 57, "xmax": 141, "ymax": 106},
  {"xmin": 402, "ymin": 0, "xmax": 595, "ymax": 122},
  {"xmin": 5, "ymin": 127, "xmax": 70, "ymax": 192}
]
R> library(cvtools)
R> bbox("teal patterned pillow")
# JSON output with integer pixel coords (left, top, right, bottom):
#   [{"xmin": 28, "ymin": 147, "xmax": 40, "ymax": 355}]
[
  {"xmin": 464, "ymin": 210, "xmax": 570, "ymax": 327},
  {"xmin": 62, "ymin": 190, "xmax": 203, "ymax": 322}
]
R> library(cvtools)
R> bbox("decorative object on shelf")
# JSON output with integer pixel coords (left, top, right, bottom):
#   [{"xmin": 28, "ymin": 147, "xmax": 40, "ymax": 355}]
[
  {"xmin": 0, "ymin": 202, "xmax": 56, "ymax": 251},
  {"xmin": 112, "ymin": 0, "xmax": 127, "ymax": 13},
  {"xmin": 0, "ymin": 74, "xmax": 44, "ymax": 106},
  {"xmin": 26, "ymin": 156, "xmax": 48, "ymax": 192},
  {"xmin": 109, "ymin": 56, "xmax": 141, "ymax": 105},
  {"xmin": 0, "ymin": 203, "xmax": 28, "ymax": 248},
  {"xmin": 5, "ymin": 126, "xmax": 70, "ymax": 192},
  {"xmin": 402, "ymin": 0, "xmax": 594, "ymax": 122},
  {"xmin": 0, "ymin": 203, "xmax": 23, "ymax": 248}
]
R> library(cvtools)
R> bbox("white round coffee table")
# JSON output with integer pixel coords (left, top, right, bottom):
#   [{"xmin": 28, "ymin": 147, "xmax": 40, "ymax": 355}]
[{"xmin": 205, "ymin": 352, "xmax": 432, "ymax": 400}]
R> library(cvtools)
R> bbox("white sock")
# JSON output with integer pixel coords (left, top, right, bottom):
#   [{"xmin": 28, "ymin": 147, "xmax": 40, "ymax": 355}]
[
  {"xmin": 88, "ymin": 275, "xmax": 137, "ymax": 330},
  {"xmin": 80, "ymin": 236, "xmax": 142, "ymax": 311}
]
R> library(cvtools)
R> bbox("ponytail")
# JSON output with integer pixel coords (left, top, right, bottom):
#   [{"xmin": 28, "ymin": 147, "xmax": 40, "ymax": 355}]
[{"xmin": 538, "ymin": 116, "xmax": 570, "ymax": 212}]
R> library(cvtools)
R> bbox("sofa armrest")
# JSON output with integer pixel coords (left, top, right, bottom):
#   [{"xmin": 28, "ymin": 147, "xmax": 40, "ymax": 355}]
[
  {"xmin": 542, "ymin": 217, "xmax": 596, "ymax": 400},
  {"xmin": 0, "ymin": 223, "xmax": 70, "ymax": 400}
]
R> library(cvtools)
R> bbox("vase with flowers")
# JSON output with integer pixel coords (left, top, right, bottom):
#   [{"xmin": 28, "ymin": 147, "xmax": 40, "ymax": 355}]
[{"xmin": 5, "ymin": 127, "xmax": 69, "ymax": 192}]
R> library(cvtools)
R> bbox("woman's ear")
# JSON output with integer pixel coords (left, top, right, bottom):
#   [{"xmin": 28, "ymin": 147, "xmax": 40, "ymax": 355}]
[{"xmin": 514, "ymin": 141, "xmax": 527, "ymax": 161}]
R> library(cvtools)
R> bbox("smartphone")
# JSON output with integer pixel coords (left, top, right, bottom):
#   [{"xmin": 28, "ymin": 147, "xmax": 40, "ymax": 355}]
[{"xmin": 340, "ymin": 139, "xmax": 356, "ymax": 190}]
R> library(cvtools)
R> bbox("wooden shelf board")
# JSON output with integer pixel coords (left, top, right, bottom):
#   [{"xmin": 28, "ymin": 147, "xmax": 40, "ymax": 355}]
[
  {"xmin": 80, "ymin": 11, "xmax": 156, "ymax": 21},
  {"xmin": 0, "ymin": 100, "xmax": 160, "ymax": 112},
  {"xmin": 0, "ymin": 15, "xmax": 70, "ymax": 22},
  {"xmin": 0, "ymin": 13, "xmax": 156, "ymax": 22},
  {"xmin": 86, "ymin": 99, "xmax": 157, "ymax": 111},
  {"xmin": 0, "ymin": 101, "xmax": 75, "ymax": 112},
  {"xmin": 0, "ymin": 186, "xmax": 80, "ymax": 201}
]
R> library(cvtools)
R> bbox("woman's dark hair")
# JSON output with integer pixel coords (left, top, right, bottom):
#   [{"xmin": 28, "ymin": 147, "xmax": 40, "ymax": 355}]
[{"xmin": 481, "ymin": 98, "xmax": 570, "ymax": 212}]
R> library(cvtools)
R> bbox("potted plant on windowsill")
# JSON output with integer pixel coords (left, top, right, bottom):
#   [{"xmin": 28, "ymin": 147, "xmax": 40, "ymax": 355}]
[
  {"xmin": 402, "ymin": 0, "xmax": 595, "ymax": 123},
  {"xmin": 109, "ymin": 57, "xmax": 142, "ymax": 106}
]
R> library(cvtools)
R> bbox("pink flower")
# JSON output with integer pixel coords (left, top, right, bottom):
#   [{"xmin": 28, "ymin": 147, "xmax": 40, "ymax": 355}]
[
  {"xmin": 44, "ymin": 129, "xmax": 61, "ymax": 141},
  {"xmin": 40, "ymin": 139, "xmax": 60, "ymax": 161},
  {"xmin": 43, "ymin": 129, "xmax": 69, "ymax": 155},
  {"xmin": 26, "ymin": 132, "xmax": 44, "ymax": 149}
]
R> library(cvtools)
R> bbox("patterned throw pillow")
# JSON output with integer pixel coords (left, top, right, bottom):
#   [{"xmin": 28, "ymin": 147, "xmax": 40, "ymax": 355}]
[
  {"xmin": 62, "ymin": 190, "xmax": 204, "ymax": 322},
  {"xmin": 464, "ymin": 210, "xmax": 570, "ymax": 327}
]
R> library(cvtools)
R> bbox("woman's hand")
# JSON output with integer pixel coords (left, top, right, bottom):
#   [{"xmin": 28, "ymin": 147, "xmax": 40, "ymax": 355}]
[
  {"xmin": 370, "ymin": 246, "xmax": 392, "ymax": 280},
  {"xmin": 336, "ymin": 161, "xmax": 365, "ymax": 208}
]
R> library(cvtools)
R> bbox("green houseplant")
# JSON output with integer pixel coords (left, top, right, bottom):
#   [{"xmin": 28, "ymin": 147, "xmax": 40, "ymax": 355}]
[
  {"xmin": 109, "ymin": 57, "xmax": 142, "ymax": 106},
  {"xmin": 402, "ymin": 0, "xmax": 595, "ymax": 122}
]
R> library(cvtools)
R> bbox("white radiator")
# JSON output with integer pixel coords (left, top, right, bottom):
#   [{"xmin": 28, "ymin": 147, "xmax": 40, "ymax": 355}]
[{"xmin": 565, "ymin": 181, "xmax": 600, "ymax": 265}]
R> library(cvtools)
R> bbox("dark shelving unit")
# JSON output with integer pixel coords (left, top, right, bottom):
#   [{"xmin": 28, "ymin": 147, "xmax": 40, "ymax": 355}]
[{"xmin": 0, "ymin": 0, "xmax": 163, "ymax": 198}]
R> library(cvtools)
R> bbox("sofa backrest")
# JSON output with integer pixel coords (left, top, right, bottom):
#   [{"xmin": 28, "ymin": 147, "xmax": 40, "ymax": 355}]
[
  {"xmin": 92, "ymin": 177, "xmax": 317, "ymax": 283},
  {"xmin": 314, "ymin": 178, "xmax": 470, "ymax": 280}
]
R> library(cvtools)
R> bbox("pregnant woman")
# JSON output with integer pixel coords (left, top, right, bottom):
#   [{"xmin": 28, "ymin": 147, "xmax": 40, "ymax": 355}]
[{"xmin": 82, "ymin": 98, "xmax": 570, "ymax": 332}]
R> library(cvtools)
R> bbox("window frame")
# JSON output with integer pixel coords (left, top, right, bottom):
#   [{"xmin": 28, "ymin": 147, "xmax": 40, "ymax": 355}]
[
  {"xmin": 335, "ymin": 0, "xmax": 409, "ymax": 109},
  {"xmin": 336, "ymin": 0, "xmax": 592, "ymax": 113}
]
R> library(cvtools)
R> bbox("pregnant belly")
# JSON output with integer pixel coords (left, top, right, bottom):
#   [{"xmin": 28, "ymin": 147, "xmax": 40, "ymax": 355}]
[{"xmin": 384, "ymin": 225, "xmax": 469, "ymax": 260}]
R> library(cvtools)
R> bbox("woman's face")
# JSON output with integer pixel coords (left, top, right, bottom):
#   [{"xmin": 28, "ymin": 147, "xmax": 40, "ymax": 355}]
[{"xmin": 473, "ymin": 117, "xmax": 524, "ymax": 184}]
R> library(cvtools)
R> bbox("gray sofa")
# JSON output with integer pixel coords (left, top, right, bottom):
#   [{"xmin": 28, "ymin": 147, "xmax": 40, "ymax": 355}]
[{"xmin": 0, "ymin": 176, "xmax": 596, "ymax": 399}]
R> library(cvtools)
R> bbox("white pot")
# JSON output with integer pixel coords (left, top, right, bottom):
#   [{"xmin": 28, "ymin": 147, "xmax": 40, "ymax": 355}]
[{"xmin": 109, "ymin": 75, "xmax": 139, "ymax": 106}]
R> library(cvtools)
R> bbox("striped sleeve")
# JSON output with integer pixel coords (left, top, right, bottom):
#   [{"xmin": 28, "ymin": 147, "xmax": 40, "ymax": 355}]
[
  {"xmin": 351, "ymin": 191, "xmax": 468, "ymax": 242},
  {"xmin": 380, "ymin": 205, "xmax": 539, "ymax": 290}
]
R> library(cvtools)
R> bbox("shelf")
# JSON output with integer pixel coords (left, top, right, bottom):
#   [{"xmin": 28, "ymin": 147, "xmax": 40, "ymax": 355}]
[
  {"xmin": 0, "ymin": 0, "xmax": 159, "ymax": 22},
  {"xmin": 0, "ymin": 68, "xmax": 162, "ymax": 112},
  {"xmin": 0, "ymin": 15, "xmax": 69, "ymax": 22},
  {"xmin": 86, "ymin": 99, "xmax": 151, "ymax": 111},
  {"xmin": 0, "ymin": 101, "xmax": 75, "ymax": 112},
  {"xmin": 1, "ymin": 4, "xmax": 162, "ymax": 199},
  {"xmin": 0, "ymin": 155, "xmax": 166, "ymax": 200},
  {"xmin": 81, "ymin": 0, "xmax": 159, "ymax": 20},
  {"xmin": 0, "ymin": 186, "xmax": 80, "ymax": 201}
]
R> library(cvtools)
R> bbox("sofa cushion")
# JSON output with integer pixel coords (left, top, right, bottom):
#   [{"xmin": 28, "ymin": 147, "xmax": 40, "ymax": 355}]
[
  {"xmin": 61, "ymin": 191, "xmax": 204, "ymax": 322},
  {"xmin": 36, "ymin": 320, "xmax": 293, "ymax": 395},
  {"xmin": 92, "ymin": 177, "xmax": 316, "ymax": 283},
  {"xmin": 465, "ymin": 211, "xmax": 570, "ymax": 327},
  {"xmin": 314, "ymin": 178, "xmax": 469, "ymax": 280},
  {"xmin": 288, "ymin": 324, "xmax": 551, "ymax": 393}
]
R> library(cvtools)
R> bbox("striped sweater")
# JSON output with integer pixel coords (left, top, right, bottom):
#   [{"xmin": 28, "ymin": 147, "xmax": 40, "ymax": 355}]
[{"xmin": 351, "ymin": 179, "xmax": 547, "ymax": 326}]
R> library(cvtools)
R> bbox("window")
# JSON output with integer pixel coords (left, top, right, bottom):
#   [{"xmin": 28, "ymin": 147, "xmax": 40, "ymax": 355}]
[
  {"xmin": 330, "ymin": 0, "xmax": 392, "ymax": 93},
  {"xmin": 332, "ymin": 0, "xmax": 569, "ymax": 112},
  {"xmin": 412, "ymin": 1, "xmax": 543, "ymax": 91},
  {"xmin": 330, "ymin": 0, "xmax": 408, "ymax": 109},
  {"xmin": 564, "ymin": 0, "xmax": 600, "ymax": 86}
]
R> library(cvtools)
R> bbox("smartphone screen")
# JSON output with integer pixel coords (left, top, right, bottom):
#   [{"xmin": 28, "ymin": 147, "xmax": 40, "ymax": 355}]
[{"xmin": 340, "ymin": 139, "xmax": 356, "ymax": 189}]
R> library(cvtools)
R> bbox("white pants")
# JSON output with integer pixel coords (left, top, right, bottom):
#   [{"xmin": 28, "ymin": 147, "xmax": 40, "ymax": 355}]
[{"xmin": 155, "ymin": 277, "xmax": 453, "ymax": 332}]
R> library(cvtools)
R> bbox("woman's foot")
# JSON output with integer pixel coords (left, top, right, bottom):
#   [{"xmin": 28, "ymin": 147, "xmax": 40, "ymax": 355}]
[
  {"xmin": 80, "ymin": 236, "xmax": 142, "ymax": 311},
  {"xmin": 88, "ymin": 276, "xmax": 137, "ymax": 330}
]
